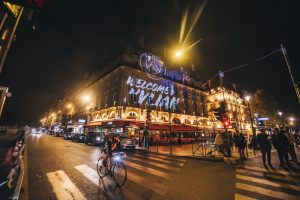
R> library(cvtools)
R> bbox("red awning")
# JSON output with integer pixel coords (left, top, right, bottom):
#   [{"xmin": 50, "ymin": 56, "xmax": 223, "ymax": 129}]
[
  {"xmin": 147, "ymin": 123, "xmax": 198, "ymax": 131},
  {"xmin": 85, "ymin": 120, "xmax": 199, "ymax": 132}
]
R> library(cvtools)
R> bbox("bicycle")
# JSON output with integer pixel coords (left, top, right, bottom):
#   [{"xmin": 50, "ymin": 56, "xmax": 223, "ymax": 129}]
[{"xmin": 96, "ymin": 148, "xmax": 127, "ymax": 186}]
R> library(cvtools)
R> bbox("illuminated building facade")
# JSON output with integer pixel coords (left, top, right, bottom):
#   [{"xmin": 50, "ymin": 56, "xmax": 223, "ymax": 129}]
[
  {"xmin": 43, "ymin": 53, "xmax": 251, "ymax": 145},
  {"xmin": 44, "ymin": 53, "xmax": 210, "ymax": 144},
  {"xmin": 206, "ymin": 87, "xmax": 250, "ymax": 131}
]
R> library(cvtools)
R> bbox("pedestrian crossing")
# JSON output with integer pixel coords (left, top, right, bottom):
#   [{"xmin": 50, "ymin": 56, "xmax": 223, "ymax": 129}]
[
  {"xmin": 235, "ymin": 165, "xmax": 300, "ymax": 200},
  {"xmin": 46, "ymin": 151, "xmax": 186, "ymax": 200}
]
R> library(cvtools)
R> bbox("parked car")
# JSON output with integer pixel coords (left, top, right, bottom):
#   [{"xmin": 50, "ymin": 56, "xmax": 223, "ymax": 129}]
[
  {"xmin": 85, "ymin": 132, "xmax": 103, "ymax": 146},
  {"xmin": 63, "ymin": 132, "xmax": 73, "ymax": 140},
  {"xmin": 47, "ymin": 130, "xmax": 54, "ymax": 135},
  {"xmin": 120, "ymin": 137, "xmax": 135, "ymax": 150},
  {"xmin": 72, "ymin": 133, "xmax": 86, "ymax": 143},
  {"xmin": 54, "ymin": 130, "xmax": 64, "ymax": 137}
]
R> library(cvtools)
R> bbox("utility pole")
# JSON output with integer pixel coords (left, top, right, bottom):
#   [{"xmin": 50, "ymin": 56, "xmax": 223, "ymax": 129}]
[
  {"xmin": 280, "ymin": 44, "xmax": 300, "ymax": 104},
  {"xmin": 219, "ymin": 71, "xmax": 224, "ymax": 87}
]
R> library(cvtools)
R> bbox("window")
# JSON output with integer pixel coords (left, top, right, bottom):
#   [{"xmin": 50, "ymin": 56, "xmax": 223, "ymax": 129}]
[
  {"xmin": 130, "ymin": 93, "xmax": 138, "ymax": 103},
  {"xmin": 127, "ymin": 112, "xmax": 137, "ymax": 119},
  {"xmin": 161, "ymin": 115, "xmax": 167, "ymax": 122}
]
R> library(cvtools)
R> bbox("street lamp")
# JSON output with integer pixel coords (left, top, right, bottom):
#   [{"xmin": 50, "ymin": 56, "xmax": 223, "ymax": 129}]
[
  {"xmin": 82, "ymin": 94, "xmax": 91, "ymax": 123},
  {"xmin": 245, "ymin": 96, "xmax": 256, "ymax": 154},
  {"xmin": 82, "ymin": 95, "xmax": 90, "ymax": 103},
  {"xmin": 278, "ymin": 111, "xmax": 284, "ymax": 128},
  {"xmin": 175, "ymin": 49, "xmax": 183, "ymax": 59}
]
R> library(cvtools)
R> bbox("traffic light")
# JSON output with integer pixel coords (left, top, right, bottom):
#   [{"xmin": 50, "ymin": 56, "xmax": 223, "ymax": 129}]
[
  {"xmin": 223, "ymin": 119, "xmax": 230, "ymax": 128},
  {"xmin": 221, "ymin": 115, "xmax": 230, "ymax": 128}
]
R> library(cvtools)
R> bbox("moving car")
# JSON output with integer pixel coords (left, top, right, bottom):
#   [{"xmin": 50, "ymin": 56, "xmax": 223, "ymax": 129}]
[
  {"xmin": 120, "ymin": 137, "xmax": 135, "ymax": 150},
  {"xmin": 85, "ymin": 132, "xmax": 103, "ymax": 146}
]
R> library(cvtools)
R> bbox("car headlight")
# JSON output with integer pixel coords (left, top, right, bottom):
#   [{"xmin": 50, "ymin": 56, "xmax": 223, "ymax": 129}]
[{"xmin": 96, "ymin": 137, "xmax": 101, "ymax": 141}]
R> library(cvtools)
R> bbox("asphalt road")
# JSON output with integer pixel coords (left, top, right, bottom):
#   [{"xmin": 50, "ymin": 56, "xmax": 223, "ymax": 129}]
[{"xmin": 20, "ymin": 134, "xmax": 300, "ymax": 200}]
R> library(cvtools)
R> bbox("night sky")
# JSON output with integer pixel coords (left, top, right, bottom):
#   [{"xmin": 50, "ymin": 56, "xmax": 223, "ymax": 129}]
[{"xmin": 0, "ymin": 0, "xmax": 299, "ymax": 126}]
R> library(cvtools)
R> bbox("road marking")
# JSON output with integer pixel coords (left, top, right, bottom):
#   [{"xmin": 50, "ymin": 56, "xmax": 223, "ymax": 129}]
[
  {"xmin": 75, "ymin": 165, "xmax": 140, "ymax": 200},
  {"xmin": 46, "ymin": 170, "xmax": 87, "ymax": 200},
  {"xmin": 123, "ymin": 160, "xmax": 175, "ymax": 179},
  {"xmin": 133, "ymin": 154, "xmax": 185, "ymax": 167},
  {"xmin": 127, "ymin": 156, "xmax": 181, "ymax": 172},
  {"xmin": 235, "ymin": 193, "xmax": 257, "ymax": 200},
  {"xmin": 126, "ymin": 170, "xmax": 167, "ymax": 195},
  {"xmin": 76, "ymin": 164, "xmax": 167, "ymax": 195},
  {"xmin": 135, "ymin": 152, "xmax": 187, "ymax": 163},
  {"xmin": 236, "ymin": 169, "xmax": 300, "ymax": 184},
  {"xmin": 236, "ymin": 174, "xmax": 300, "ymax": 191},
  {"xmin": 239, "ymin": 165, "xmax": 300, "ymax": 177},
  {"xmin": 236, "ymin": 182, "xmax": 300, "ymax": 200}
]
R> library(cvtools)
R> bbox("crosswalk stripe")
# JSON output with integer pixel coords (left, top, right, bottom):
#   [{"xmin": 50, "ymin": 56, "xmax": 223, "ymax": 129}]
[
  {"xmin": 240, "ymin": 165, "xmax": 300, "ymax": 177},
  {"xmin": 236, "ymin": 174, "xmax": 300, "ymax": 192},
  {"xmin": 236, "ymin": 169, "xmax": 300, "ymax": 183},
  {"xmin": 126, "ymin": 170, "xmax": 167, "ymax": 195},
  {"xmin": 128, "ymin": 156, "xmax": 181, "ymax": 172},
  {"xmin": 123, "ymin": 160, "xmax": 175, "ymax": 179},
  {"xmin": 135, "ymin": 152, "xmax": 187, "ymax": 163},
  {"xmin": 133, "ymin": 154, "xmax": 185, "ymax": 167},
  {"xmin": 77, "ymin": 164, "xmax": 167, "ymax": 195},
  {"xmin": 235, "ymin": 193, "xmax": 257, "ymax": 200},
  {"xmin": 46, "ymin": 170, "xmax": 87, "ymax": 200},
  {"xmin": 236, "ymin": 182, "xmax": 299, "ymax": 200},
  {"xmin": 75, "ymin": 165, "xmax": 140, "ymax": 200}
]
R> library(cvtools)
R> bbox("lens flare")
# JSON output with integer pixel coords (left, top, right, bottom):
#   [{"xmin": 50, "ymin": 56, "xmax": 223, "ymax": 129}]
[{"xmin": 175, "ymin": 0, "xmax": 207, "ymax": 60}]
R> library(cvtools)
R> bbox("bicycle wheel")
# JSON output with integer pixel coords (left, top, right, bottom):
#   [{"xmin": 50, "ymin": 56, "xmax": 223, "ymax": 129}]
[
  {"xmin": 112, "ymin": 162, "xmax": 127, "ymax": 186},
  {"xmin": 97, "ymin": 157, "xmax": 107, "ymax": 178}
]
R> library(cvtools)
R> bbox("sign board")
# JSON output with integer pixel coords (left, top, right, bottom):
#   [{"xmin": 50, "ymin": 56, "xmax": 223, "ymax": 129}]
[
  {"xmin": 258, "ymin": 117, "xmax": 269, "ymax": 121},
  {"xmin": 124, "ymin": 76, "xmax": 180, "ymax": 110},
  {"xmin": 78, "ymin": 119, "xmax": 86, "ymax": 123}
]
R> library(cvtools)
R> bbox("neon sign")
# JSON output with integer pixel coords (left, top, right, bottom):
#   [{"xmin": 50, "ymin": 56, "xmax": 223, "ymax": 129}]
[
  {"xmin": 125, "ymin": 76, "xmax": 180, "ymax": 110},
  {"xmin": 139, "ymin": 53, "xmax": 166, "ymax": 76}
]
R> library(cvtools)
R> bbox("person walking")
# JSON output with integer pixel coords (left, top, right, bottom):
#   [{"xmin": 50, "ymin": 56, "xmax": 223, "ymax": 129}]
[
  {"xmin": 214, "ymin": 132, "xmax": 223, "ymax": 152},
  {"xmin": 222, "ymin": 131, "xmax": 231, "ymax": 157},
  {"xmin": 272, "ymin": 128, "xmax": 290, "ymax": 167},
  {"xmin": 256, "ymin": 129, "xmax": 272, "ymax": 166},
  {"xmin": 285, "ymin": 128, "xmax": 298, "ymax": 163},
  {"xmin": 233, "ymin": 131, "xmax": 247, "ymax": 160}
]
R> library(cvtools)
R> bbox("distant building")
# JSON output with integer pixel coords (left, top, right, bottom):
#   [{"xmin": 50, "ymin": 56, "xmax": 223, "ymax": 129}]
[{"xmin": 206, "ymin": 87, "xmax": 250, "ymax": 131}]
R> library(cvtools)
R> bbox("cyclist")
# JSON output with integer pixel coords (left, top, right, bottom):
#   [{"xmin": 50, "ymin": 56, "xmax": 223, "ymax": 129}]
[{"xmin": 102, "ymin": 133, "xmax": 121, "ymax": 175}]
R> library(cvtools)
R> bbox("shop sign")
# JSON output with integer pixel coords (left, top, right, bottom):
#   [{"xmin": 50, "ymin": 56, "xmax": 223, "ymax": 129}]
[
  {"xmin": 124, "ymin": 76, "xmax": 180, "ymax": 110},
  {"xmin": 78, "ymin": 119, "xmax": 86, "ymax": 123}
]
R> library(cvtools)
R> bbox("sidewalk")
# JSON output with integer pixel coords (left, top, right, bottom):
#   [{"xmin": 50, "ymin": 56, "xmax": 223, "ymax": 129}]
[{"xmin": 137, "ymin": 143, "xmax": 263, "ymax": 162}]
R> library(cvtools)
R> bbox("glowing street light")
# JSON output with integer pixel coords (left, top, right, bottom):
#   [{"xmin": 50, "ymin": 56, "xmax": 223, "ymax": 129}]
[
  {"xmin": 289, "ymin": 117, "xmax": 294, "ymax": 122},
  {"xmin": 278, "ymin": 111, "xmax": 282, "ymax": 116},
  {"xmin": 175, "ymin": 49, "xmax": 183, "ymax": 58},
  {"xmin": 82, "ymin": 95, "xmax": 90, "ymax": 103},
  {"xmin": 245, "ymin": 96, "xmax": 250, "ymax": 102},
  {"xmin": 66, "ymin": 103, "xmax": 72, "ymax": 108}
]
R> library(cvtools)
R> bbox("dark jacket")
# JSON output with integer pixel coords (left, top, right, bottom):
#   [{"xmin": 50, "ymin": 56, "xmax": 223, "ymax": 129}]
[
  {"xmin": 277, "ymin": 131, "xmax": 290, "ymax": 150},
  {"xmin": 256, "ymin": 133, "xmax": 271, "ymax": 150},
  {"xmin": 234, "ymin": 134, "xmax": 246, "ymax": 148}
]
